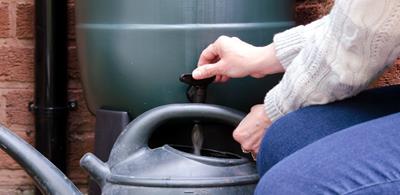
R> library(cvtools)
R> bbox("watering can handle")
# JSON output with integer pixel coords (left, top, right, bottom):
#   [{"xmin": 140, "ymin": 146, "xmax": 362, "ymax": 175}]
[
  {"xmin": 0, "ymin": 125, "xmax": 81, "ymax": 195},
  {"xmin": 107, "ymin": 104, "xmax": 245, "ymax": 165}
]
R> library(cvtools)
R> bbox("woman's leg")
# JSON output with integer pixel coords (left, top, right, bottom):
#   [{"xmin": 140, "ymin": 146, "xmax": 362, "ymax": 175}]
[
  {"xmin": 258, "ymin": 85, "xmax": 400, "ymax": 176},
  {"xmin": 255, "ymin": 112, "xmax": 400, "ymax": 195}
]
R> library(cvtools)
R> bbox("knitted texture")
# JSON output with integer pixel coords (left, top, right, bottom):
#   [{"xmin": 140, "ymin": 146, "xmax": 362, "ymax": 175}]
[
  {"xmin": 265, "ymin": 0, "xmax": 400, "ymax": 121},
  {"xmin": 273, "ymin": 17, "xmax": 327, "ymax": 69}
]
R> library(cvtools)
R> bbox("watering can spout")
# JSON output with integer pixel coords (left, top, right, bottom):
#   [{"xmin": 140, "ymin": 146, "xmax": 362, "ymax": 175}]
[{"xmin": 80, "ymin": 153, "xmax": 110, "ymax": 187}]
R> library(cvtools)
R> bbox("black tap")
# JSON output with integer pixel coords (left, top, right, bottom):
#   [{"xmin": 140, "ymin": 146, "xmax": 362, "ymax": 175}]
[
  {"xmin": 180, "ymin": 73, "xmax": 216, "ymax": 156},
  {"xmin": 179, "ymin": 73, "xmax": 215, "ymax": 103}
]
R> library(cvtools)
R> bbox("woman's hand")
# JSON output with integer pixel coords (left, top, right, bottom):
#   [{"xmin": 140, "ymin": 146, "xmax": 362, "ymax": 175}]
[
  {"xmin": 192, "ymin": 36, "xmax": 283, "ymax": 82},
  {"xmin": 233, "ymin": 104, "xmax": 272, "ymax": 159}
]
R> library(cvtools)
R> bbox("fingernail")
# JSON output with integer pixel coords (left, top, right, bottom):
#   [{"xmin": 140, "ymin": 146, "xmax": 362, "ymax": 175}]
[
  {"xmin": 193, "ymin": 69, "xmax": 201, "ymax": 78},
  {"xmin": 251, "ymin": 153, "xmax": 257, "ymax": 161}
]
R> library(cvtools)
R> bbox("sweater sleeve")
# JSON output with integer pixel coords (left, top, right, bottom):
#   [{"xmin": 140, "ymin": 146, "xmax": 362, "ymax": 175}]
[
  {"xmin": 265, "ymin": 0, "xmax": 400, "ymax": 122},
  {"xmin": 274, "ymin": 16, "xmax": 329, "ymax": 69}
]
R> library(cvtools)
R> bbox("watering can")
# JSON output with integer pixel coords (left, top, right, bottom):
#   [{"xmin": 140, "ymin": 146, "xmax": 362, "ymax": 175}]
[{"xmin": 0, "ymin": 104, "xmax": 258, "ymax": 194}]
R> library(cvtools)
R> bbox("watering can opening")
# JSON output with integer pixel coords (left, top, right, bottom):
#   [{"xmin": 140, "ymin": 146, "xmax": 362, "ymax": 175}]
[
  {"xmin": 170, "ymin": 145, "xmax": 243, "ymax": 160},
  {"xmin": 148, "ymin": 120, "xmax": 253, "ymax": 160}
]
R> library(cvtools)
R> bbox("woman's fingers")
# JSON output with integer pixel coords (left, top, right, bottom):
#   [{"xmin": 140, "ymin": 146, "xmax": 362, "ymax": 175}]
[
  {"xmin": 197, "ymin": 43, "xmax": 219, "ymax": 66},
  {"xmin": 220, "ymin": 76, "xmax": 230, "ymax": 83},
  {"xmin": 234, "ymin": 125, "xmax": 265, "ymax": 152},
  {"xmin": 232, "ymin": 104, "xmax": 272, "ymax": 157},
  {"xmin": 193, "ymin": 61, "xmax": 225, "ymax": 80},
  {"xmin": 215, "ymin": 75, "xmax": 223, "ymax": 82}
]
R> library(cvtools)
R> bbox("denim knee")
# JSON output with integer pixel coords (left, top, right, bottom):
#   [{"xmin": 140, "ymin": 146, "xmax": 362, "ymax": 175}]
[
  {"xmin": 257, "ymin": 119, "xmax": 285, "ymax": 176},
  {"xmin": 257, "ymin": 105, "xmax": 362, "ymax": 176},
  {"xmin": 256, "ymin": 107, "xmax": 318, "ymax": 176},
  {"xmin": 254, "ymin": 165, "xmax": 300, "ymax": 195},
  {"xmin": 255, "ymin": 113, "xmax": 400, "ymax": 195}
]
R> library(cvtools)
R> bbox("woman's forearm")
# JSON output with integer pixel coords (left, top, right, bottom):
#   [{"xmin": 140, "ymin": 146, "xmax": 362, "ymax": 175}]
[
  {"xmin": 265, "ymin": 0, "xmax": 400, "ymax": 122},
  {"xmin": 273, "ymin": 16, "xmax": 329, "ymax": 70}
]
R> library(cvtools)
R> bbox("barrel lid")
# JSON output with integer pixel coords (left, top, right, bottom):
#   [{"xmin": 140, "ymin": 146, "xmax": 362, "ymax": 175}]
[{"xmin": 106, "ymin": 145, "xmax": 259, "ymax": 187}]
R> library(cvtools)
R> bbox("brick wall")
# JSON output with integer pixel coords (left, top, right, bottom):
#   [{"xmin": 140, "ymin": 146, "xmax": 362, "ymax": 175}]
[{"xmin": 0, "ymin": 0, "xmax": 95, "ymax": 194}]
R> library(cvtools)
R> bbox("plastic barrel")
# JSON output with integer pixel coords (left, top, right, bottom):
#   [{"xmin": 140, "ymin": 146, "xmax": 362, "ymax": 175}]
[{"xmin": 76, "ymin": 0, "xmax": 295, "ymax": 116}]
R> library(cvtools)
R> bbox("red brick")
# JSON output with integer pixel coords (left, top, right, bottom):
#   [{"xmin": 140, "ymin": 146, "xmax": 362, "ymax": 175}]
[
  {"xmin": 295, "ymin": 3, "xmax": 325, "ymax": 25},
  {"xmin": 66, "ymin": 90, "xmax": 95, "ymax": 187},
  {"xmin": 68, "ymin": 3, "xmax": 76, "ymax": 40},
  {"xmin": 3, "ymin": 89, "xmax": 34, "ymax": 126},
  {"xmin": 0, "ymin": 130, "xmax": 34, "ymax": 170},
  {"xmin": 0, "ymin": 3, "xmax": 10, "ymax": 38},
  {"xmin": 77, "ymin": 185, "xmax": 88, "ymax": 194},
  {"xmin": 0, "ymin": 188, "xmax": 34, "ymax": 195},
  {"xmin": 0, "ymin": 169, "xmax": 33, "ymax": 187},
  {"xmin": 16, "ymin": 3, "xmax": 34, "ymax": 39},
  {"xmin": 0, "ymin": 47, "xmax": 34, "ymax": 82},
  {"xmin": 294, "ymin": 0, "xmax": 334, "ymax": 25},
  {"xmin": 0, "ymin": 0, "xmax": 96, "ymax": 192},
  {"xmin": 68, "ymin": 45, "xmax": 80, "ymax": 81},
  {"xmin": 68, "ymin": 89, "xmax": 96, "ymax": 133},
  {"xmin": 68, "ymin": 42, "xmax": 84, "ymax": 89},
  {"xmin": 67, "ymin": 131, "xmax": 94, "ymax": 185},
  {"xmin": 371, "ymin": 59, "xmax": 400, "ymax": 88}
]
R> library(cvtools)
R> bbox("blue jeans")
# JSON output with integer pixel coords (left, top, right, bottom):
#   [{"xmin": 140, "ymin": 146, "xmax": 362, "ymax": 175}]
[{"xmin": 255, "ymin": 85, "xmax": 400, "ymax": 194}]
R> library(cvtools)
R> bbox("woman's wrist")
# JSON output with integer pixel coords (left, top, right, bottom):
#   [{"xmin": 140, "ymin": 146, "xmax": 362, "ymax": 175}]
[{"xmin": 250, "ymin": 43, "xmax": 284, "ymax": 78}]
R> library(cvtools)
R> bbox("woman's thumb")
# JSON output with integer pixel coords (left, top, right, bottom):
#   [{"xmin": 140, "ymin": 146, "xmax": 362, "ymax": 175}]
[{"xmin": 192, "ymin": 63, "xmax": 221, "ymax": 80}]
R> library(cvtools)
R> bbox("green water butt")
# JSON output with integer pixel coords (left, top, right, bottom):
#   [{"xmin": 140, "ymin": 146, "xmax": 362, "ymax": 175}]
[{"xmin": 76, "ymin": 0, "xmax": 295, "ymax": 116}]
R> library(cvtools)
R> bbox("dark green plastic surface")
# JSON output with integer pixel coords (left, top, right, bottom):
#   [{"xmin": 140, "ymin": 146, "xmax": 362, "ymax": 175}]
[{"xmin": 76, "ymin": 0, "xmax": 295, "ymax": 116}]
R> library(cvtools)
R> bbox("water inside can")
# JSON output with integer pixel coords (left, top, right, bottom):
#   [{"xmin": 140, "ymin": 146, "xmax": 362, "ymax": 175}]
[{"xmin": 191, "ymin": 124, "xmax": 204, "ymax": 156}]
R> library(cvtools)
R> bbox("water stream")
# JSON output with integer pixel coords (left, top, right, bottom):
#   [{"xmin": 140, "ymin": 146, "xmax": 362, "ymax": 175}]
[{"xmin": 191, "ymin": 124, "xmax": 204, "ymax": 156}]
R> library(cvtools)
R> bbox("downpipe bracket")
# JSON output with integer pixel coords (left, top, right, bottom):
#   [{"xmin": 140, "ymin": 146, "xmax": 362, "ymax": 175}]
[{"xmin": 28, "ymin": 100, "xmax": 78, "ymax": 112}]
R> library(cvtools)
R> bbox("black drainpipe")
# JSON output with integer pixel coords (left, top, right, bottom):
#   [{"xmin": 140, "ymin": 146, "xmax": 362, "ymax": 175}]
[{"xmin": 30, "ymin": 0, "xmax": 70, "ymax": 174}]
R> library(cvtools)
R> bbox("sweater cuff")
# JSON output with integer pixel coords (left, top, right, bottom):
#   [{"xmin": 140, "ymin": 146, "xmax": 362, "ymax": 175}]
[
  {"xmin": 264, "ymin": 87, "xmax": 285, "ymax": 122},
  {"xmin": 273, "ymin": 25, "xmax": 306, "ymax": 70}
]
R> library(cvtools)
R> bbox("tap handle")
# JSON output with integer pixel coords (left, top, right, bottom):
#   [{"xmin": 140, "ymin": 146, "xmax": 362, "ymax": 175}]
[
  {"xmin": 180, "ymin": 73, "xmax": 215, "ymax": 87},
  {"xmin": 179, "ymin": 73, "xmax": 215, "ymax": 103}
]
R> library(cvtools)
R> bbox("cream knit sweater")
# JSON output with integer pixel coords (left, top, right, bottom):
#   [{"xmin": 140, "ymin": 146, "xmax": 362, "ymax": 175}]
[{"xmin": 265, "ymin": 0, "xmax": 400, "ymax": 121}]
